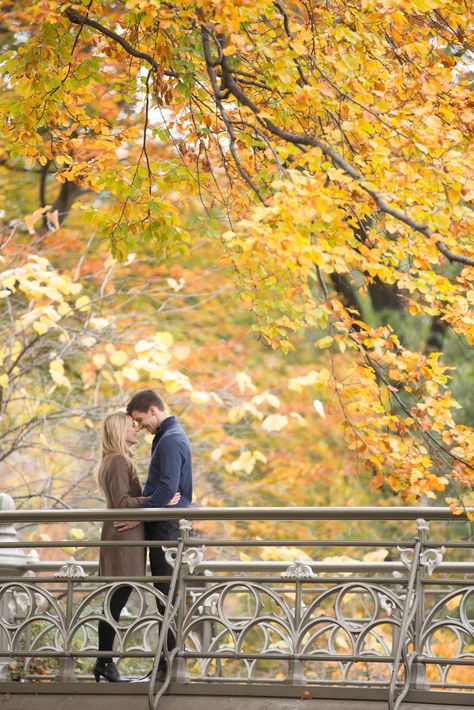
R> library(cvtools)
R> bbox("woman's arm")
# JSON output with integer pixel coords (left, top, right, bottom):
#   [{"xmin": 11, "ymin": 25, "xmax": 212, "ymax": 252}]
[{"xmin": 113, "ymin": 490, "xmax": 181, "ymax": 532}]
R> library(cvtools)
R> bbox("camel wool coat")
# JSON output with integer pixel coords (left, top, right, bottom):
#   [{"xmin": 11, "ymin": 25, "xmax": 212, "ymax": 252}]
[{"xmin": 99, "ymin": 453, "xmax": 147, "ymax": 578}]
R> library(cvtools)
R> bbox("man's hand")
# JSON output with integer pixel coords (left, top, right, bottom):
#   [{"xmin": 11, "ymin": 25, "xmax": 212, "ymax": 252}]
[
  {"xmin": 113, "ymin": 493, "xmax": 181, "ymax": 532},
  {"xmin": 113, "ymin": 520, "xmax": 141, "ymax": 532}
]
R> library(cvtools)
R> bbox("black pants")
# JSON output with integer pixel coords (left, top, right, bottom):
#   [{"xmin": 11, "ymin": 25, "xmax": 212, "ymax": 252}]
[
  {"xmin": 98, "ymin": 585, "xmax": 133, "ymax": 663},
  {"xmin": 146, "ymin": 521, "xmax": 180, "ymax": 672}
]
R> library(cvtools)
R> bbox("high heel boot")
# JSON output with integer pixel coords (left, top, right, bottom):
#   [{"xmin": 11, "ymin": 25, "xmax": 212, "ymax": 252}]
[{"xmin": 92, "ymin": 659, "xmax": 127, "ymax": 682}]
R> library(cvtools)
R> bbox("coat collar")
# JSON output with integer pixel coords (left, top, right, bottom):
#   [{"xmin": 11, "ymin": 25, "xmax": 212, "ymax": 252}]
[{"xmin": 153, "ymin": 415, "xmax": 176, "ymax": 442}]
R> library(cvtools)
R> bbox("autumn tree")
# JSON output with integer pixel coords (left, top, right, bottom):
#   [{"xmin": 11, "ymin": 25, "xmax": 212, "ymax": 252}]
[{"xmin": 0, "ymin": 0, "xmax": 473, "ymax": 508}]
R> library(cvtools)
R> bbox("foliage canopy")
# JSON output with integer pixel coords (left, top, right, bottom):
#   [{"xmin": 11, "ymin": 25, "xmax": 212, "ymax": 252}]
[{"xmin": 0, "ymin": 0, "xmax": 473, "ymax": 509}]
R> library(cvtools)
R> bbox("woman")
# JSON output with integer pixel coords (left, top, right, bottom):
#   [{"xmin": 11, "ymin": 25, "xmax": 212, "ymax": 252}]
[{"xmin": 93, "ymin": 411, "xmax": 179, "ymax": 682}]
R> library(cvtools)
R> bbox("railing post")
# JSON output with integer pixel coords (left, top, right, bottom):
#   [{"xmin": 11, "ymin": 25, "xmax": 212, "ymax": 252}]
[
  {"xmin": 149, "ymin": 519, "xmax": 190, "ymax": 709},
  {"xmin": 389, "ymin": 535, "xmax": 422, "ymax": 710},
  {"xmin": 0, "ymin": 494, "xmax": 28, "ymax": 681},
  {"xmin": 172, "ymin": 519, "xmax": 192, "ymax": 684},
  {"xmin": 410, "ymin": 519, "xmax": 429, "ymax": 692},
  {"xmin": 282, "ymin": 560, "xmax": 316, "ymax": 685},
  {"xmin": 54, "ymin": 561, "xmax": 88, "ymax": 681},
  {"xmin": 287, "ymin": 577, "xmax": 305, "ymax": 684}
]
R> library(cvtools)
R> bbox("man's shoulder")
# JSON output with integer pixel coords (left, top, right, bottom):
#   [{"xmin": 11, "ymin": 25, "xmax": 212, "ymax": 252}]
[
  {"xmin": 163, "ymin": 418, "xmax": 187, "ymax": 435},
  {"xmin": 159, "ymin": 423, "xmax": 191, "ymax": 448}
]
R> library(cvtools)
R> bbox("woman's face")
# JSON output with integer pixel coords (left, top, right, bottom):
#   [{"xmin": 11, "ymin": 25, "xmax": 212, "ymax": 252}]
[{"xmin": 124, "ymin": 415, "xmax": 138, "ymax": 445}]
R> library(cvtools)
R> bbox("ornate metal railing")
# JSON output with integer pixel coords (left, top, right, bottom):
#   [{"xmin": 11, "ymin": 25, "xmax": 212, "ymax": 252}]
[{"xmin": 0, "ymin": 504, "xmax": 473, "ymax": 710}]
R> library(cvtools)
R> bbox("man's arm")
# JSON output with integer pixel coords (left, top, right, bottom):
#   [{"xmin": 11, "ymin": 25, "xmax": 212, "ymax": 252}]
[
  {"xmin": 142, "ymin": 438, "xmax": 181, "ymax": 508},
  {"xmin": 114, "ymin": 491, "xmax": 181, "ymax": 531}
]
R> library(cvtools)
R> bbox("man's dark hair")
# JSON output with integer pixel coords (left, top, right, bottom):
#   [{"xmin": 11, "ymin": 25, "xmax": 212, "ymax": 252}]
[{"xmin": 126, "ymin": 389, "xmax": 165, "ymax": 414}]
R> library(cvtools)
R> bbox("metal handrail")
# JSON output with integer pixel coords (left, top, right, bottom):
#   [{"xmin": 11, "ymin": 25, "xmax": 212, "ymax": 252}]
[{"xmin": 1, "ymin": 505, "xmax": 472, "ymax": 523}]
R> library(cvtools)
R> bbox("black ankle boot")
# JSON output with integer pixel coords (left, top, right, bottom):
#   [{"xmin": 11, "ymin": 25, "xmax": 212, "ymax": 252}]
[{"xmin": 92, "ymin": 659, "xmax": 127, "ymax": 682}]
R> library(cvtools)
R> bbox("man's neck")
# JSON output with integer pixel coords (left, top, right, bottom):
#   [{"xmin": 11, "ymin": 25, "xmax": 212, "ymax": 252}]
[{"xmin": 154, "ymin": 412, "xmax": 173, "ymax": 433}]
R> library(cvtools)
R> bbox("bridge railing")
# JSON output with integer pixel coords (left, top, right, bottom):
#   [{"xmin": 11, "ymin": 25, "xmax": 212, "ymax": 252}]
[{"xmin": 0, "ymin": 504, "xmax": 473, "ymax": 710}]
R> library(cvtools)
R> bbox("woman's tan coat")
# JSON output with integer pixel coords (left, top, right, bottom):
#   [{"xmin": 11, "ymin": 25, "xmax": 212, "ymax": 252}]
[{"xmin": 99, "ymin": 453, "xmax": 147, "ymax": 577}]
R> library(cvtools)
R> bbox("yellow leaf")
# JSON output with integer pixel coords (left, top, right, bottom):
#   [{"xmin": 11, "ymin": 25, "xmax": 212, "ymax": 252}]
[
  {"xmin": 313, "ymin": 400, "xmax": 326, "ymax": 418},
  {"xmin": 79, "ymin": 336, "xmax": 96, "ymax": 348},
  {"xmin": 291, "ymin": 40, "xmax": 307, "ymax": 56},
  {"xmin": 228, "ymin": 406, "xmax": 246, "ymax": 423},
  {"xmin": 69, "ymin": 528, "xmax": 85, "ymax": 540},
  {"xmin": 33, "ymin": 321, "xmax": 50, "ymax": 335},
  {"xmin": 235, "ymin": 371, "xmax": 257, "ymax": 393},
  {"xmin": 109, "ymin": 350, "xmax": 128, "ymax": 367},
  {"xmin": 75, "ymin": 295, "xmax": 91, "ymax": 311},
  {"xmin": 288, "ymin": 369, "xmax": 330, "ymax": 391},
  {"xmin": 252, "ymin": 392, "xmax": 280, "ymax": 408},
  {"xmin": 48, "ymin": 209, "xmax": 60, "ymax": 231},
  {"xmin": 363, "ymin": 548, "xmax": 389, "ymax": 563},
  {"xmin": 210, "ymin": 447, "xmax": 225, "ymax": 461},
  {"xmin": 190, "ymin": 390, "xmax": 211, "ymax": 404},
  {"xmin": 162, "ymin": 369, "xmax": 192, "ymax": 392},
  {"xmin": 290, "ymin": 412, "xmax": 307, "ymax": 426},
  {"xmin": 89, "ymin": 317, "xmax": 109, "ymax": 330},
  {"xmin": 57, "ymin": 302, "xmax": 72, "ymax": 316},
  {"xmin": 315, "ymin": 336, "xmax": 334, "ymax": 349},
  {"xmin": 92, "ymin": 353, "xmax": 106, "ymax": 370},
  {"xmin": 225, "ymin": 450, "xmax": 256, "ymax": 474},
  {"xmin": 446, "ymin": 594, "xmax": 462, "ymax": 611},
  {"xmin": 155, "ymin": 331, "xmax": 174, "ymax": 347},
  {"xmin": 24, "ymin": 206, "xmax": 51, "ymax": 235},
  {"xmin": 122, "ymin": 365, "xmax": 140, "ymax": 381},
  {"xmin": 49, "ymin": 357, "xmax": 71, "ymax": 388},
  {"xmin": 167, "ymin": 277, "xmax": 185, "ymax": 292},
  {"xmin": 262, "ymin": 414, "xmax": 288, "ymax": 432},
  {"xmin": 173, "ymin": 345, "xmax": 190, "ymax": 361}
]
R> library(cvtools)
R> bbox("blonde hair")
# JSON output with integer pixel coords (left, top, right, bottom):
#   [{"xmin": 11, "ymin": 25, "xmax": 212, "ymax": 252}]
[{"xmin": 95, "ymin": 411, "xmax": 137, "ymax": 491}]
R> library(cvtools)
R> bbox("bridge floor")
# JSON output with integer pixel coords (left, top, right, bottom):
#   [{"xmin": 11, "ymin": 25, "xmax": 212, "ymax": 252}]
[
  {"xmin": 1, "ymin": 684, "xmax": 471, "ymax": 710},
  {"xmin": 1, "ymin": 698, "xmax": 471, "ymax": 710}
]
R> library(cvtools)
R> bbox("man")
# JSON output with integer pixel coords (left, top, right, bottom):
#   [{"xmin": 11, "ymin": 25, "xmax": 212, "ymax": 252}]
[{"xmin": 117, "ymin": 388, "xmax": 192, "ymax": 679}]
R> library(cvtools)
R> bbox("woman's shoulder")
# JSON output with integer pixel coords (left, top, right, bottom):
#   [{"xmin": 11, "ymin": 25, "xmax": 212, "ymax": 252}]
[{"xmin": 102, "ymin": 452, "xmax": 132, "ymax": 473}]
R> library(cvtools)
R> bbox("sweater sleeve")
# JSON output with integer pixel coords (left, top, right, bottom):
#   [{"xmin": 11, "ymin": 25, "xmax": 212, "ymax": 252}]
[{"xmin": 103, "ymin": 454, "xmax": 148, "ymax": 509}]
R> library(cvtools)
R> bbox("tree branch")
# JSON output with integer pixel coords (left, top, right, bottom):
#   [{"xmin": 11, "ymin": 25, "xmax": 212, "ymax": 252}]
[
  {"xmin": 201, "ymin": 25, "xmax": 265, "ymax": 203},
  {"xmin": 65, "ymin": 8, "xmax": 179, "ymax": 78},
  {"xmin": 210, "ymin": 30, "xmax": 474, "ymax": 267}
]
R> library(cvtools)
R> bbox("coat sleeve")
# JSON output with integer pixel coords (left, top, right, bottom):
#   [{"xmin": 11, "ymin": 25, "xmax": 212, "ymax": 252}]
[{"xmin": 103, "ymin": 454, "xmax": 148, "ymax": 508}]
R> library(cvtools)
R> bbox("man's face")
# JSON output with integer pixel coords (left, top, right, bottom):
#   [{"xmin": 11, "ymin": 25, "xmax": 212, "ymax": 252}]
[{"xmin": 131, "ymin": 406, "xmax": 161, "ymax": 434}]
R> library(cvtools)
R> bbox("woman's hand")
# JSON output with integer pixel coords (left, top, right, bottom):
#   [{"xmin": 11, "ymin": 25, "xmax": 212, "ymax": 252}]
[
  {"xmin": 113, "ymin": 520, "xmax": 141, "ymax": 532},
  {"xmin": 168, "ymin": 491, "xmax": 181, "ymax": 505}
]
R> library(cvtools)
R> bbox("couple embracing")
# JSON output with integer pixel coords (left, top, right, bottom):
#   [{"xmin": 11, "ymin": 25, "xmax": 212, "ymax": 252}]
[{"xmin": 93, "ymin": 388, "xmax": 192, "ymax": 683}]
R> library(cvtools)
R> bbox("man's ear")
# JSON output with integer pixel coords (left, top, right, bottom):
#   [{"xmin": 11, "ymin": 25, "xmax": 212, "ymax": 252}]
[{"xmin": 149, "ymin": 405, "xmax": 157, "ymax": 416}]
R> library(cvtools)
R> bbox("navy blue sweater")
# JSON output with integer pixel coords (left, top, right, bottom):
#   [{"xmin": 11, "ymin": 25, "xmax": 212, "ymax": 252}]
[{"xmin": 142, "ymin": 416, "xmax": 192, "ymax": 509}]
